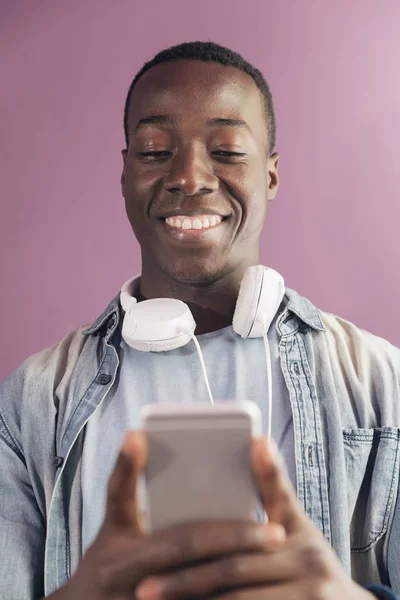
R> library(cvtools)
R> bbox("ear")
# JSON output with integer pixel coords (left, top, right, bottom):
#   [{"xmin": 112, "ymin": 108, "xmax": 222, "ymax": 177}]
[
  {"xmin": 267, "ymin": 152, "xmax": 280, "ymax": 200},
  {"xmin": 121, "ymin": 149, "xmax": 127, "ymax": 190}
]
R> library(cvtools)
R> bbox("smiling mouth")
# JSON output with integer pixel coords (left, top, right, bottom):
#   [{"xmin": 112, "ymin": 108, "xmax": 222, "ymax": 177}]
[
  {"xmin": 158, "ymin": 214, "xmax": 229, "ymax": 243},
  {"xmin": 163, "ymin": 214, "xmax": 224, "ymax": 230}
]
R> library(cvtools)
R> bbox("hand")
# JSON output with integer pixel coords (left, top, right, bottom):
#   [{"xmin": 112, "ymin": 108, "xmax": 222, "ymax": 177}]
[
  {"xmin": 50, "ymin": 432, "xmax": 285, "ymax": 599},
  {"xmin": 134, "ymin": 438, "xmax": 375, "ymax": 600}
]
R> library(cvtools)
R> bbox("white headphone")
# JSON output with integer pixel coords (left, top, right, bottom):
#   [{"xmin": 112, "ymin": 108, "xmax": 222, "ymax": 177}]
[
  {"xmin": 120, "ymin": 265, "xmax": 285, "ymax": 352},
  {"xmin": 119, "ymin": 265, "xmax": 284, "ymax": 436}
]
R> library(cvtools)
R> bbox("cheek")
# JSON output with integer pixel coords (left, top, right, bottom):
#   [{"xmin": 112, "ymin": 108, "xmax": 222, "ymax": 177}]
[
  {"xmin": 244, "ymin": 191, "xmax": 268, "ymax": 238},
  {"xmin": 234, "ymin": 166, "xmax": 268, "ymax": 237},
  {"xmin": 124, "ymin": 165, "xmax": 154, "ymax": 196},
  {"xmin": 123, "ymin": 165, "xmax": 159, "ymax": 227},
  {"xmin": 123, "ymin": 176, "xmax": 148, "ymax": 240}
]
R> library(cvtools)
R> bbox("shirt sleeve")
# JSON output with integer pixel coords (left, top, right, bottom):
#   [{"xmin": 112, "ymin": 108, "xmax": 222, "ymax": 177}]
[
  {"xmin": 388, "ymin": 479, "xmax": 400, "ymax": 594},
  {"xmin": 366, "ymin": 585, "xmax": 400, "ymax": 599},
  {"xmin": 0, "ymin": 420, "xmax": 45, "ymax": 599}
]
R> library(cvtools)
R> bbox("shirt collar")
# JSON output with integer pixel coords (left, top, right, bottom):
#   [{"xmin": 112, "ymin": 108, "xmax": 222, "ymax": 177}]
[
  {"xmin": 284, "ymin": 287, "xmax": 326, "ymax": 331},
  {"xmin": 82, "ymin": 295, "xmax": 121, "ymax": 338}
]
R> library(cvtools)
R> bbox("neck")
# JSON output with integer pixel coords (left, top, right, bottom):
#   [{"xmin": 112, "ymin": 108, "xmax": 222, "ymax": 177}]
[{"xmin": 137, "ymin": 260, "xmax": 259, "ymax": 335}]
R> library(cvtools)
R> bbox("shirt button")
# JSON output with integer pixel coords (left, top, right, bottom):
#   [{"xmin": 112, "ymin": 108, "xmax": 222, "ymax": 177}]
[
  {"xmin": 96, "ymin": 373, "xmax": 112, "ymax": 385},
  {"xmin": 53, "ymin": 456, "xmax": 64, "ymax": 468}
]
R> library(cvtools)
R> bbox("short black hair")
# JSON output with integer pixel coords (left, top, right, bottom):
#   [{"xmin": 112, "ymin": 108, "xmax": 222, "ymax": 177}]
[{"xmin": 123, "ymin": 41, "xmax": 276, "ymax": 154}]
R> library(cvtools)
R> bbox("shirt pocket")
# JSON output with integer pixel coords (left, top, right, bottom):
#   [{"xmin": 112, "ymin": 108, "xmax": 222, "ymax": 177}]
[{"xmin": 343, "ymin": 427, "xmax": 400, "ymax": 552}]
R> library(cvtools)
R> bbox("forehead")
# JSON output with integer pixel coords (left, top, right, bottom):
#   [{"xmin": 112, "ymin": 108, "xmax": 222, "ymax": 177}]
[{"xmin": 127, "ymin": 60, "xmax": 266, "ymax": 133}]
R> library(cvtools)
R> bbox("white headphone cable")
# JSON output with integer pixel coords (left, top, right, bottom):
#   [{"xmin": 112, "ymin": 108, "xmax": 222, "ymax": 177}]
[
  {"xmin": 179, "ymin": 318, "xmax": 271, "ymax": 416},
  {"xmin": 177, "ymin": 327, "xmax": 214, "ymax": 405},
  {"xmin": 262, "ymin": 315, "xmax": 273, "ymax": 440}
]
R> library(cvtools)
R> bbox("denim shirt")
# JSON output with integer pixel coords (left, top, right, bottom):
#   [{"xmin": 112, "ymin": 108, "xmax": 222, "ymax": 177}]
[{"xmin": 1, "ymin": 288, "xmax": 400, "ymax": 599}]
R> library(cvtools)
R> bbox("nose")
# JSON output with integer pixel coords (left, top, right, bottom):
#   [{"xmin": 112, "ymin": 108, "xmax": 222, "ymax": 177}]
[{"xmin": 163, "ymin": 145, "xmax": 219, "ymax": 196}]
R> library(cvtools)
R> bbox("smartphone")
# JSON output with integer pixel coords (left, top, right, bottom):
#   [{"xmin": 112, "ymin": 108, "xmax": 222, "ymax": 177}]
[{"xmin": 140, "ymin": 401, "xmax": 262, "ymax": 533}]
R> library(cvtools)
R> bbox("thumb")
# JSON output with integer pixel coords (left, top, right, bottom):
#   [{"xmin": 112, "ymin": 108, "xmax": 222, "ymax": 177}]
[
  {"xmin": 252, "ymin": 438, "xmax": 311, "ymax": 535},
  {"xmin": 103, "ymin": 430, "xmax": 147, "ymax": 535}
]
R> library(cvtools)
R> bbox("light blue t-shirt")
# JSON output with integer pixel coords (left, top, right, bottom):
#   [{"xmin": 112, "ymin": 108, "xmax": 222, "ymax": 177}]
[{"xmin": 81, "ymin": 307, "xmax": 295, "ymax": 553}]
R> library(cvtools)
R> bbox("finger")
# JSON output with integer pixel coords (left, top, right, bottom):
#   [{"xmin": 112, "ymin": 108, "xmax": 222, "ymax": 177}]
[
  {"xmin": 209, "ymin": 582, "xmax": 305, "ymax": 600},
  {"xmin": 103, "ymin": 430, "xmax": 147, "ymax": 534},
  {"xmin": 108, "ymin": 520, "xmax": 283, "ymax": 591},
  {"xmin": 252, "ymin": 438, "xmax": 311, "ymax": 534},
  {"xmin": 135, "ymin": 543, "xmax": 310, "ymax": 600}
]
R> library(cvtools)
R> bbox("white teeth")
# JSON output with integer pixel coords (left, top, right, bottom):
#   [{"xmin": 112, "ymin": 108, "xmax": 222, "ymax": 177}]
[
  {"xmin": 165, "ymin": 214, "xmax": 223, "ymax": 230},
  {"xmin": 192, "ymin": 218, "xmax": 203, "ymax": 230}
]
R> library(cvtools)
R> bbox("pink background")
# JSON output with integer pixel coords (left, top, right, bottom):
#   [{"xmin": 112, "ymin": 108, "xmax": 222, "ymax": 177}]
[{"xmin": 1, "ymin": 0, "xmax": 400, "ymax": 381}]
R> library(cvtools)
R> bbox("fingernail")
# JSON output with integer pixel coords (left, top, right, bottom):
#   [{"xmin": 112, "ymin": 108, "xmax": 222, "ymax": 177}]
[{"xmin": 136, "ymin": 578, "xmax": 163, "ymax": 600}]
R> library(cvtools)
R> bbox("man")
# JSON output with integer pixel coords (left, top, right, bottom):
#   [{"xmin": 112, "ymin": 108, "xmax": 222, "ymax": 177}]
[{"xmin": 1, "ymin": 41, "xmax": 399, "ymax": 600}]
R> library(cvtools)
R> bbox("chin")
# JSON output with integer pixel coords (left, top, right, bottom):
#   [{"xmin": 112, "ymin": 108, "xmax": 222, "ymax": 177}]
[{"xmin": 162, "ymin": 257, "xmax": 229, "ymax": 287}]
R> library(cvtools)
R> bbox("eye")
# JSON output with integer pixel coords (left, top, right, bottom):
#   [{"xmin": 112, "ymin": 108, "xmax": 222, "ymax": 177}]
[
  {"xmin": 138, "ymin": 151, "xmax": 172, "ymax": 160},
  {"xmin": 212, "ymin": 151, "xmax": 246, "ymax": 159}
]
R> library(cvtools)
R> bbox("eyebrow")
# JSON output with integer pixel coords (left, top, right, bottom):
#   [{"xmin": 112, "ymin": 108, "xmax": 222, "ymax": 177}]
[
  {"xmin": 206, "ymin": 117, "xmax": 250, "ymax": 131},
  {"xmin": 135, "ymin": 115, "xmax": 175, "ymax": 131},
  {"xmin": 134, "ymin": 115, "xmax": 250, "ymax": 133}
]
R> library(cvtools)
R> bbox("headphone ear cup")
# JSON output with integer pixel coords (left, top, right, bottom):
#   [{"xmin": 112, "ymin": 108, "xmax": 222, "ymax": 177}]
[
  {"xmin": 232, "ymin": 266, "xmax": 265, "ymax": 338},
  {"xmin": 121, "ymin": 297, "xmax": 196, "ymax": 353},
  {"xmin": 233, "ymin": 266, "xmax": 285, "ymax": 338},
  {"xmin": 122, "ymin": 328, "xmax": 193, "ymax": 352}
]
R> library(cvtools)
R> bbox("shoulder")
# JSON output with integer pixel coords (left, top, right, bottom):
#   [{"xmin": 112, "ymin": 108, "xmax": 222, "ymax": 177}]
[
  {"xmin": 285, "ymin": 286, "xmax": 400, "ymax": 372},
  {"xmin": 0, "ymin": 326, "xmax": 90, "ymax": 441},
  {"xmin": 1, "ymin": 293, "xmax": 121, "ymax": 409},
  {"xmin": 309, "ymin": 306, "xmax": 400, "ymax": 422},
  {"xmin": 1, "ymin": 326, "xmax": 88, "ymax": 392},
  {"xmin": 0, "ymin": 290, "xmax": 122, "ymax": 445},
  {"xmin": 285, "ymin": 288, "xmax": 400, "ymax": 417},
  {"xmin": 318, "ymin": 309, "xmax": 400, "ymax": 375}
]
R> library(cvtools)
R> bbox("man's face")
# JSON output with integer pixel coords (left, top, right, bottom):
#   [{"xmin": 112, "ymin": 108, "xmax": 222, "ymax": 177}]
[{"xmin": 121, "ymin": 59, "xmax": 279, "ymax": 285}]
